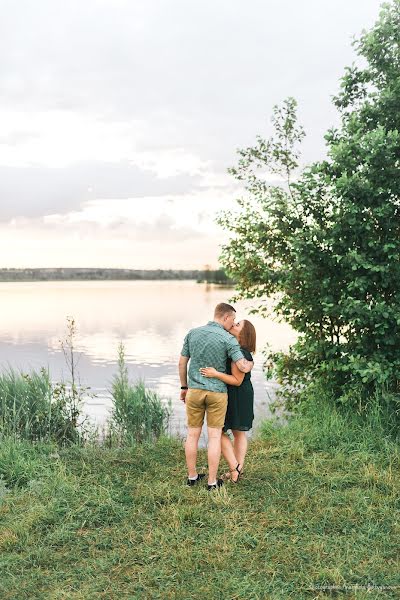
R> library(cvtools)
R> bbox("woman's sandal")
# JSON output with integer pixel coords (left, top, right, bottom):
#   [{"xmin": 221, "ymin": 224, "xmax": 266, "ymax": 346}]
[
  {"xmin": 231, "ymin": 463, "xmax": 243, "ymax": 483},
  {"xmin": 224, "ymin": 463, "xmax": 242, "ymax": 483}
]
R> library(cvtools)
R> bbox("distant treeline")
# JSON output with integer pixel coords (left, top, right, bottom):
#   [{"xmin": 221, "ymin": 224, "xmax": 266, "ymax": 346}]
[{"xmin": 0, "ymin": 268, "xmax": 234, "ymax": 284}]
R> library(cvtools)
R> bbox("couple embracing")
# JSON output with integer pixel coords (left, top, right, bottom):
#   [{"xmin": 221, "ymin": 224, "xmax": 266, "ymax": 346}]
[{"xmin": 179, "ymin": 302, "xmax": 256, "ymax": 490}]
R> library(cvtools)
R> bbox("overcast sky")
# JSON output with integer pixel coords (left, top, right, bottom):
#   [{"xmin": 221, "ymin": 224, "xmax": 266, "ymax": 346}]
[{"xmin": 0, "ymin": 0, "xmax": 384, "ymax": 269}]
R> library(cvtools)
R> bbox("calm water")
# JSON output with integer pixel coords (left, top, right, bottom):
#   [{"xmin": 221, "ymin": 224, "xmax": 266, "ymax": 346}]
[{"xmin": 0, "ymin": 281, "xmax": 297, "ymax": 436}]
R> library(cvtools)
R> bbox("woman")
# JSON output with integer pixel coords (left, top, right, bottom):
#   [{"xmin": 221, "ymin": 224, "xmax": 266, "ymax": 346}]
[{"xmin": 200, "ymin": 319, "xmax": 256, "ymax": 483}]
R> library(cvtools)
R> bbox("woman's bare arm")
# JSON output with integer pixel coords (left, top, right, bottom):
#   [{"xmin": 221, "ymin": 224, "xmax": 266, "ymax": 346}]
[{"xmin": 199, "ymin": 361, "xmax": 245, "ymax": 387}]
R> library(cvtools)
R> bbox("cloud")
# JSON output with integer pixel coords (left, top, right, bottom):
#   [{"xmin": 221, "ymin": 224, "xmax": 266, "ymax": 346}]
[
  {"xmin": 42, "ymin": 210, "xmax": 206, "ymax": 243},
  {"xmin": 0, "ymin": 131, "xmax": 40, "ymax": 146},
  {"xmin": 0, "ymin": 209, "xmax": 224, "ymax": 269},
  {"xmin": 0, "ymin": 0, "xmax": 384, "ymax": 166},
  {"xmin": 0, "ymin": 0, "xmax": 385, "ymax": 267},
  {"xmin": 0, "ymin": 161, "xmax": 205, "ymax": 220},
  {"xmin": 0, "ymin": 185, "xmax": 236, "ymax": 269}
]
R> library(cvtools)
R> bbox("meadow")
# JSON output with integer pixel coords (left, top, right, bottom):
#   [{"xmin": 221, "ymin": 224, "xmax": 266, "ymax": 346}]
[{"xmin": 0, "ymin": 391, "xmax": 398, "ymax": 600}]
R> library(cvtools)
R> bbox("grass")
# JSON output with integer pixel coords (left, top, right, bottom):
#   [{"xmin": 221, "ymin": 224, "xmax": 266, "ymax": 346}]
[
  {"xmin": 0, "ymin": 344, "xmax": 170, "ymax": 448},
  {"xmin": 0, "ymin": 399, "xmax": 398, "ymax": 599},
  {"xmin": 0, "ymin": 368, "xmax": 80, "ymax": 444}
]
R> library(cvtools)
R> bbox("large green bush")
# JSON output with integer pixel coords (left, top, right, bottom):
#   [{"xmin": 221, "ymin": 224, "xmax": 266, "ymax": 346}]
[{"xmin": 219, "ymin": 1, "xmax": 400, "ymax": 416}]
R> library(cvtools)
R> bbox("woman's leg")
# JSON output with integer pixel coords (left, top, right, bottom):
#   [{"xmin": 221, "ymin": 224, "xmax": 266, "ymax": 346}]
[
  {"xmin": 221, "ymin": 431, "xmax": 239, "ymax": 474},
  {"xmin": 232, "ymin": 430, "xmax": 248, "ymax": 472}
]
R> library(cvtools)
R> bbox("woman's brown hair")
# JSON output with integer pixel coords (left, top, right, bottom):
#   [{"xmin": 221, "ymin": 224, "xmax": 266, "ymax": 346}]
[{"xmin": 238, "ymin": 319, "xmax": 256, "ymax": 353}]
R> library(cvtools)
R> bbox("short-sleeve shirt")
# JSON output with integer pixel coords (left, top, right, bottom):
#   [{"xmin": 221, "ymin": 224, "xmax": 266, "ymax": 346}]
[{"xmin": 181, "ymin": 321, "xmax": 244, "ymax": 393}]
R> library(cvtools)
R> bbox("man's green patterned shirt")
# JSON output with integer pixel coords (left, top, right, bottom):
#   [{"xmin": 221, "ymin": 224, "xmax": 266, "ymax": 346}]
[{"xmin": 181, "ymin": 321, "xmax": 244, "ymax": 393}]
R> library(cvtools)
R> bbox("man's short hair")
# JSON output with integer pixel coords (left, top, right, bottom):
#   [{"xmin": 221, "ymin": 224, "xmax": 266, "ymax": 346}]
[{"xmin": 214, "ymin": 302, "xmax": 236, "ymax": 319}]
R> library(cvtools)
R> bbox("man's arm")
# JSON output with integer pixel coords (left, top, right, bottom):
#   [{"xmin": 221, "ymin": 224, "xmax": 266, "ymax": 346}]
[
  {"xmin": 179, "ymin": 355, "xmax": 189, "ymax": 402},
  {"xmin": 235, "ymin": 357, "xmax": 254, "ymax": 373}
]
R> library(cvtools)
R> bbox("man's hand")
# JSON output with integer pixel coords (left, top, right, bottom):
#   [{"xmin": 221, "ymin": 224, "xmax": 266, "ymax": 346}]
[
  {"xmin": 235, "ymin": 358, "xmax": 254, "ymax": 373},
  {"xmin": 180, "ymin": 389, "xmax": 188, "ymax": 403}
]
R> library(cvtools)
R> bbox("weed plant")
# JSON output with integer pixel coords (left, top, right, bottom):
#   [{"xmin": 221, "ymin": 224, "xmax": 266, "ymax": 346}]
[
  {"xmin": 0, "ymin": 368, "xmax": 80, "ymax": 444},
  {"xmin": 110, "ymin": 343, "xmax": 170, "ymax": 445}
]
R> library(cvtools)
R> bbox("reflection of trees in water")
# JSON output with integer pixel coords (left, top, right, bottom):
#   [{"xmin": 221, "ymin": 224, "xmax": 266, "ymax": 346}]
[{"xmin": 198, "ymin": 264, "xmax": 234, "ymax": 287}]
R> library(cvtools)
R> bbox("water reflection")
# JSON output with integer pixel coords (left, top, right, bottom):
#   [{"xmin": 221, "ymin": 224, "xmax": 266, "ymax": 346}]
[{"xmin": 0, "ymin": 281, "xmax": 297, "ymax": 434}]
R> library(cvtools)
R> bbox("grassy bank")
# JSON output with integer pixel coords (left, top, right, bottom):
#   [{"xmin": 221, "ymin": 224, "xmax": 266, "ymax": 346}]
[{"xmin": 0, "ymin": 402, "xmax": 399, "ymax": 600}]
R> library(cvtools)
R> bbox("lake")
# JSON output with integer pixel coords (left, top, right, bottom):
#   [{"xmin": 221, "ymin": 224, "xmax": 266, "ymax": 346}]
[{"xmin": 0, "ymin": 281, "xmax": 297, "ymax": 437}]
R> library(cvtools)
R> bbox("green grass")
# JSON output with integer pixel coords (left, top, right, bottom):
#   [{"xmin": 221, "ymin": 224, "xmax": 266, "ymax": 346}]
[
  {"xmin": 0, "ymin": 404, "xmax": 398, "ymax": 599},
  {"xmin": 0, "ymin": 357, "xmax": 170, "ymax": 448},
  {"xmin": 0, "ymin": 368, "xmax": 80, "ymax": 444}
]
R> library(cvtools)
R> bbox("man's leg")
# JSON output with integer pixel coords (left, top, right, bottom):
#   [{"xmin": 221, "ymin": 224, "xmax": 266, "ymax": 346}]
[
  {"xmin": 185, "ymin": 427, "xmax": 202, "ymax": 477},
  {"xmin": 185, "ymin": 389, "xmax": 206, "ymax": 478},
  {"xmin": 207, "ymin": 426, "xmax": 222, "ymax": 485},
  {"xmin": 205, "ymin": 391, "xmax": 228, "ymax": 485}
]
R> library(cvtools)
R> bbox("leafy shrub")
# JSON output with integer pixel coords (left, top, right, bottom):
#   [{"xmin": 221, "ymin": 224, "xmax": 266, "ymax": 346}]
[{"xmin": 219, "ymin": 2, "xmax": 400, "ymax": 422}]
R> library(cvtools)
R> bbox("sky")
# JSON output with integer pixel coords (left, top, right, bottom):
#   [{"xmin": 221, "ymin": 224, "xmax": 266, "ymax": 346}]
[{"xmin": 0, "ymin": 0, "xmax": 384, "ymax": 269}]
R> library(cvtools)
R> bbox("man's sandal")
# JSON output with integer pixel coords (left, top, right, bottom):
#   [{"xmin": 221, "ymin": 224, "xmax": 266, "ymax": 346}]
[{"xmin": 186, "ymin": 473, "xmax": 206, "ymax": 486}]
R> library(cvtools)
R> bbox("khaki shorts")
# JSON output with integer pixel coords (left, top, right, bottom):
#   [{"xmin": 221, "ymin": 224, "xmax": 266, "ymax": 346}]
[{"xmin": 186, "ymin": 388, "xmax": 228, "ymax": 429}]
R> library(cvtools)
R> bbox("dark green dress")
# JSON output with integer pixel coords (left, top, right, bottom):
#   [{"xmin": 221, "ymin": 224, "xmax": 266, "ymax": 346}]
[{"xmin": 223, "ymin": 347, "xmax": 254, "ymax": 432}]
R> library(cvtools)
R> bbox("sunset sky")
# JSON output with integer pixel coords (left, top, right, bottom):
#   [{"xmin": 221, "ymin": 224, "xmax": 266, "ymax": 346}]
[{"xmin": 0, "ymin": 0, "xmax": 383, "ymax": 269}]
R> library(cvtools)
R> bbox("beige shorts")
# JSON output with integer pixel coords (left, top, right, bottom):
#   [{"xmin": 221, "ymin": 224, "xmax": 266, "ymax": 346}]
[{"xmin": 186, "ymin": 388, "xmax": 228, "ymax": 429}]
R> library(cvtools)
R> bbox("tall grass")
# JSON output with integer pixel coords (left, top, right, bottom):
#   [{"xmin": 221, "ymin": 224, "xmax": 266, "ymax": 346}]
[
  {"xmin": 0, "ymin": 368, "xmax": 80, "ymax": 444},
  {"xmin": 110, "ymin": 343, "xmax": 170, "ymax": 445},
  {"xmin": 260, "ymin": 380, "xmax": 400, "ymax": 456}
]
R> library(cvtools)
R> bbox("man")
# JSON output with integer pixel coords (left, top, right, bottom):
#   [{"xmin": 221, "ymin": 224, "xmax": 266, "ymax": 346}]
[{"xmin": 179, "ymin": 302, "xmax": 253, "ymax": 490}]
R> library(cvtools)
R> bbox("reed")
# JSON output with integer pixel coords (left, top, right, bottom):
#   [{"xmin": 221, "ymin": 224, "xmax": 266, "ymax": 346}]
[
  {"xmin": 0, "ymin": 367, "xmax": 80, "ymax": 444},
  {"xmin": 110, "ymin": 343, "xmax": 170, "ymax": 445}
]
